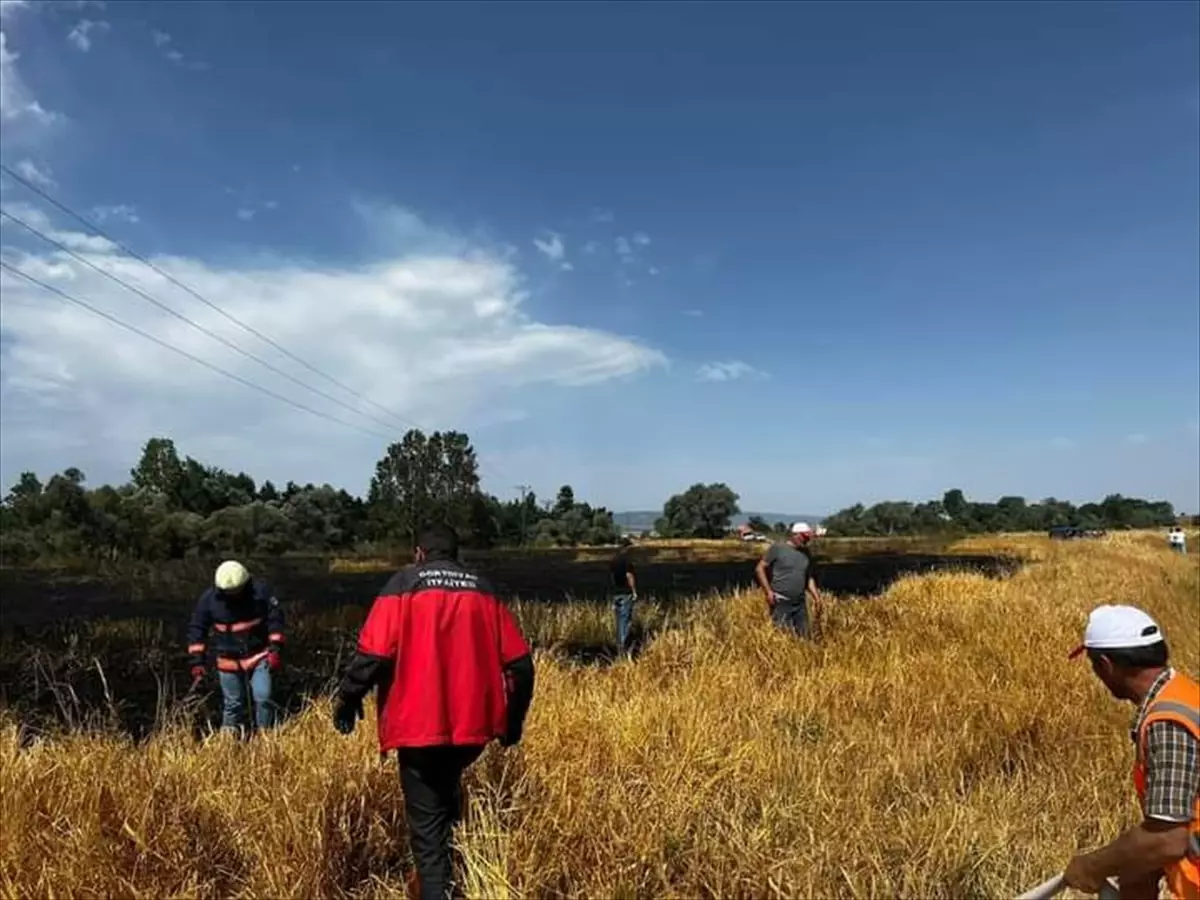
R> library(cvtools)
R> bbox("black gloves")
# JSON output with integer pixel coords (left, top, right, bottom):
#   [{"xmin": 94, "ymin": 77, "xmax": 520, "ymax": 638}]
[{"xmin": 333, "ymin": 697, "xmax": 363, "ymax": 735}]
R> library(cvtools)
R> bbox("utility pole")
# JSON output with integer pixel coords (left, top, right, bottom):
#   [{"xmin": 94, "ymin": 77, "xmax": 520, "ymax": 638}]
[{"xmin": 515, "ymin": 484, "xmax": 531, "ymax": 547}]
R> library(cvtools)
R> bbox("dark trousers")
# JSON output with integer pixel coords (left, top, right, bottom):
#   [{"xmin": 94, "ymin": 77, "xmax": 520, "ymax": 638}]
[
  {"xmin": 771, "ymin": 595, "xmax": 809, "ymax": 637},
  {"xmin": 398, "ymin": 745, "xmax": 485, "ymax": 900}
]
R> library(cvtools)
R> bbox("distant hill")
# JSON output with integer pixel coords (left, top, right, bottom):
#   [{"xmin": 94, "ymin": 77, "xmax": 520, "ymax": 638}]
[{"xmin": 613, "ymin": 510, "xmax": 824, "ymax": 533}]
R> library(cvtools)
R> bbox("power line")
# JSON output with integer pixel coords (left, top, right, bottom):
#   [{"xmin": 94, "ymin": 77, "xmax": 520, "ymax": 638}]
[
  {"xmin": 0, "ymin": 165, "xmax": 522, "ymax": 491},
  {"xmin": 0, "ymin": 260, "xmax": 395, "ymax": 442},
  {"xmin": 0, "ymin": 162, "xmax": 424, "ymax": 431},
  {"xmin": 0, "ymin": 206, "xmax": 405, "ymax": 436}
]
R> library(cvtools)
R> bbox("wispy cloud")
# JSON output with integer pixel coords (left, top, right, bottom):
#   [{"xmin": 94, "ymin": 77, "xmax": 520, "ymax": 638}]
[
  {"xmin": 590, "ymin": 208, "xmax": 615, "ymax": 224},
  {"xmin": 582, "ymin": 240, "xmax": 600, "ymax": 255},
  {"xmin": 614, "ymin": 236, "xmax": 632, "ymax": 258},
  {"xmin": 151, "ymin": 29, "xmax": 207, "ymax": 71},
  {"xmin": 682, "ymin": 309, "xmax": 703, "ymax": 317},
  {"xmin": 66, "ymin": 18, "xmax": 108, "ymax": 52},
  {"xmin": 0, "ymin": 198, "xmax": 668, "ymax": 488},
  {"xmin": 560, "ymin": 261, "xmax": 574, "ymax": 272},
  {"xmin": 90, "ymin": 204, "xmax": 140, "ymax": 224},
  {"xmin": 235, "ymin": 208, "xmax": 256, "ymax": 222},
  {"xmin": 13, "ymin": 158, "xmax": 54, "ymax": 189},
  {"xmin": 632, "ymin": 232, "xmax": 651, "ymax": 247},
  {"xmin": 648, "ymin": 266, "xmax": 659, "ymax": 276},
  {"xmin": 1125, "ymin": 433, "xmax": 1150, "ymax": 445},
  {"xmin": 696, "ymin": 361, "xmax": 768, "ymax": 383},
  {"xmin": 0, "ymin": 30, "xmax": 61, "ymax": 129},
  {"xmin": 0, "ymin": 1, "xmax": 31, "ymax": 21},
  {"xmin": 532, "ymin": 231, "xmax": 565, "ymax": 262}
]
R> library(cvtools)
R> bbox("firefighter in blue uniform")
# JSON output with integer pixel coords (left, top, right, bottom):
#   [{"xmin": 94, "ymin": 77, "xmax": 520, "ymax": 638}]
[{"xmin": 187, "ymin": 560, "xmax": 285, "ymax": 733}]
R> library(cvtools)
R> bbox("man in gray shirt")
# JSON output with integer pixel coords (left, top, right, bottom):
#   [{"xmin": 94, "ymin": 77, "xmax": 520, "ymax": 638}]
[{"xmin": 755, "ymin": 522, "xmax": 823, "ymax": 636}]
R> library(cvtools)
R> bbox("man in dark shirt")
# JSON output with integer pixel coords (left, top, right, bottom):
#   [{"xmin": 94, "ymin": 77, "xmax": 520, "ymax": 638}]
[
  {"xmin": 610, "ymin": 537, "xmax": 638, "ymax": 656},
  {"xmin": 754, "ymin": 522, "xmax": 823, "ymax": 637}
]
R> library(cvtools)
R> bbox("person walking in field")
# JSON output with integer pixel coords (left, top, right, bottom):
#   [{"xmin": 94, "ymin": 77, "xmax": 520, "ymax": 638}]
[
  {"xmin": 610, "ymin": 536, "xmax": 638, "ymax": 657},
  {"xmin": 332, "ymin": 524, "xmax": 535, "ymax": 900},
  {"xmin": 186, "ymin": 559, "xmax": 285, "ymax": 734},
  {"xmin": 1063, "ymin": 605, "xmax": 1199, "ymax": 900},
  {"xmin": 755, "ymin": 522, "xmax": 823, "ymax": 637},
  {"xmin": 1169, "ymin": 527, "xmax": 1188, "ymax": 555}
]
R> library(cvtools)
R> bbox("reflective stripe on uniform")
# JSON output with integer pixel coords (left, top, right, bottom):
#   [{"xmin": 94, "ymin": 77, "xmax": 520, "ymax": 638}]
[
  {"xmin": 268, "ymin": 632, "xmax": 284, "ymax": 644},
  {"xmin": 187, "ymin": 643, "xmax": 206, "ymax": 655},
  {"xmin": 1147, "ymin": 699, "xmax": 1200, "ymax": 730},
  {"xmin": 215, "ymin": 650, "xmax": 269, "ymax": 672},
  {"xmin": 213, "ymin": 617, "xmax": 264, "ymax": 634}
]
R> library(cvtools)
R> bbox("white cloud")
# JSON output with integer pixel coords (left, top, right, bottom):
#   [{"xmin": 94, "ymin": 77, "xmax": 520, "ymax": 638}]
[
  {"xmin": 14, "ymin": 157, "xmax": 55, "ymax": 189},
  {"xmin": 67, "ymin": 18, "xmax": 108, "ymax": 52},
  {"xmin": 235, "ymin": 208, "xmax": 255, "ymax": 221},
  {"xmin": 0, "ymin": 200, "xmax": 666, "ymax": 488},
  {"xmin": 151, "ymin": 29, "xmax": 207, "ymax": 70},
  {"xmin": 591, "ymin": 208, "xmax": 615, "ymax": 224},
  {"xmin": 648, "ymin": 266, "xmax": 659, "ymax": 276},
  {"xmin": 1, "ymin": 200, "xmax": 117, "ymax": 252},
  {"xmin": 91, "ymin": 204, "xmax": 139, "ymax": 224},
  {"xmin": 532, "ymin": 231, "xmax": 565, "ymax": 262},
  {"xmin": 632, "ymin": 232, "xmax": 650, "ymax": 247},
  {"xmin": 614, "ymin": 236, "xmax": 632, "ymax": 257},
  {"xmin": 582, "ymin": 240, "xmax": 600, "ymax": 255},
  {"xmin": 695, "ymin": 361, "xmax": 767, "ymax": 383},
  {"xmin": 1, "ymin": 30, "xmax": 61, "ymax": 129},
  {"xmin": 560, "ymin": 261, "xmax": 574, "ymax": 272}
]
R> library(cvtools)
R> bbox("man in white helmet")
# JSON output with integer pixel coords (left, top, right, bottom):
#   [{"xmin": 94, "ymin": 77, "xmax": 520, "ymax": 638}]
[{"xmin": 186, "ymin": 559, "xmax": 286, "ymax": 733}]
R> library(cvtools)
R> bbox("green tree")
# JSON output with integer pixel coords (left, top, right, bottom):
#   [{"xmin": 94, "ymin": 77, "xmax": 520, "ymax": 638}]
[{"xmin": 656, "ymin": 483, "xmax": 740, "ymax": 539}]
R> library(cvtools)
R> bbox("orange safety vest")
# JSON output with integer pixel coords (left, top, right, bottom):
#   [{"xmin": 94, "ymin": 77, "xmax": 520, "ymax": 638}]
[{"xmin": 1134, "ymin": 670, "xmax": 1200, "ymax": 900}]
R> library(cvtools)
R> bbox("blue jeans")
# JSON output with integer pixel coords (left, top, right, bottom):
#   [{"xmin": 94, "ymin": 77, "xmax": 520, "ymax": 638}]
[
  {"xmin": 217, "ymin": 659, "xmax": 276, "ymax": 732},
  {"xmin": 613, "ymin": 593, "xmax": 635, "ymax": 654}
]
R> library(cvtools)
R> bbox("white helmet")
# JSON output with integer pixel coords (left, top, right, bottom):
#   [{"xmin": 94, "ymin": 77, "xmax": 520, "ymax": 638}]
[{"xmin": 214, "ymin": 560, "xmax": 250, "ymax": 592}]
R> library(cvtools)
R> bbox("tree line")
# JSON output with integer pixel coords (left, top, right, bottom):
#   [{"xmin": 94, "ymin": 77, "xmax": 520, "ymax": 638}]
[
  {"xmin": 819, "ymin": 489, "xmax": 1181, "ymax": 537},
  {"xmin": 0, "ymin": 433, "xmax": 1184, "ymax": 563},
  {"xmin": 0, "ymin": 431, "xmax": 623, "ymax": 563}
]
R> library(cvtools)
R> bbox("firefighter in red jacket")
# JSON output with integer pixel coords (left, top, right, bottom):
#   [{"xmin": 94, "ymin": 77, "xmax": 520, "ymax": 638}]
[
  {"xmin": 334, "ymin": 524, "xmax": 535, "ymax": 900},
  {"xmin": 187, "ymin": 560, "xmax": 285, "ymax": 733}
]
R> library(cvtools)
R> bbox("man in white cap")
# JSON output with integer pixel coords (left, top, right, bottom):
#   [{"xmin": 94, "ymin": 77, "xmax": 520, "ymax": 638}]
[
  {"xmin": 754, "ymin": 522, "xmax": 823, "ymax": 636},
  {"xmin": 1064, "ymin": 604, "xmax": 1199, "ymax": 900},
  {"xmin": 186, "ymin": 559, "xmax": 286, "ymax": 734}
]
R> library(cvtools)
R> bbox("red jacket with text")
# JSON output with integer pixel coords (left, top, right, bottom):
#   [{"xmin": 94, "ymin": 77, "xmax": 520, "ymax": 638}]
[{"xmin": 336, "ymin": 558, "xmax": 534, "ymax": 751}]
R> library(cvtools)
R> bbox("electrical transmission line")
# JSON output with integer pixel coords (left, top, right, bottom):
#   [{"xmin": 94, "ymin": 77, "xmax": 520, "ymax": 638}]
[
  {"xmin": 0, "ymin": 162, "xmax": 426, "ymax": 433},
  {"xmin": 0, "ymin": 260, "xmax": 396, "ymax": 442},
  {"xmin": 0, "ymin": 207, "xmax": 407, "ymax": 436}
]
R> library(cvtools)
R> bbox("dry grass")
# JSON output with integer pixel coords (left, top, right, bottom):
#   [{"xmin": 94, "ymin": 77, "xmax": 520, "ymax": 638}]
[{"xmin": 2, "ymin": 534, "xmax": 1197, "ymax": 899}]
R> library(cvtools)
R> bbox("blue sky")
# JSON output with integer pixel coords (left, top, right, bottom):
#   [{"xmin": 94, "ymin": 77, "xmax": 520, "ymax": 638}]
[{"xmin": 1, "ymin": 0, "xmax": 1197, "ymax": 514}]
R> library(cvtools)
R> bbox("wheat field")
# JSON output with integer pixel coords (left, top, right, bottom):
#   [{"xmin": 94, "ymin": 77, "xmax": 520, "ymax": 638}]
[{"xmin": 2, "ymin": 533, "xmax": 1197, "ymax": 899}]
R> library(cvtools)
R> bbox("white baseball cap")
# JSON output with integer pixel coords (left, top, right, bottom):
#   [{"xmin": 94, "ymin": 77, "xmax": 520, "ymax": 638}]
[
  {"xmin": 790, "ymin": 522, "xmax": 814, "ymax": 536},
  {"xmin": 1068, "ymin": 604, "xmax": 1164, "ymax": 660},
  {"xmin": 214, "ymin": 560, "xmax": 251, "ymax": 592}
]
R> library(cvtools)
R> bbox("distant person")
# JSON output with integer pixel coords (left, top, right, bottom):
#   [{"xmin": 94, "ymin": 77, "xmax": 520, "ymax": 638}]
[
  {"xmin": 1063, "ymin": 605, "xmax": 1199, "ymax": 900},
  {"xmin": 1168, "ymin": 527, "xmax": 1187, "ymax": 555},
  {"xmin": 186, "ymin": 559, "xmax": 285, "ymax": 733},
  {"xmin": 333, "ymin": 524, "xmax": 535, "ymax": 900},
  {"xmin": 755, "ymin": 522, "xmax": 823, "ymax": 636},
  {"xmin": 610, "ymin": 537, "xmax": 638, "ymax": 656}
]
